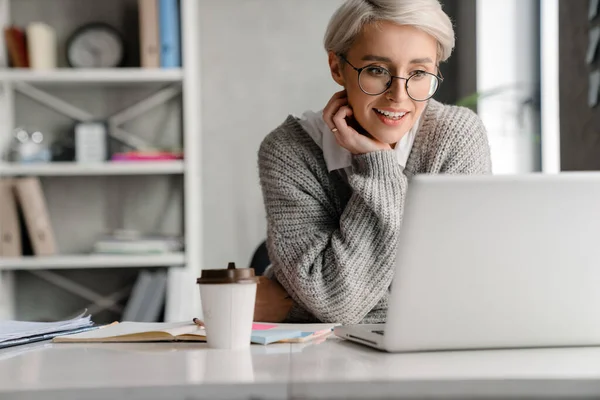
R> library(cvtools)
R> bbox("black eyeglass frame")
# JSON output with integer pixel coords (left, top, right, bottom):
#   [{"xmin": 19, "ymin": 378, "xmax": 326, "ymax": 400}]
[{"xmin": 338, "ymin": 54, "xmax": 444, "ymax": 101}]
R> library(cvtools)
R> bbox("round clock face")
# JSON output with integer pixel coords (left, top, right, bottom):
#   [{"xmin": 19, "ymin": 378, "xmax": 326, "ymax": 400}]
[{"xmin": 67, "ymin": 24, "xmax": 124, "ymax": 68}]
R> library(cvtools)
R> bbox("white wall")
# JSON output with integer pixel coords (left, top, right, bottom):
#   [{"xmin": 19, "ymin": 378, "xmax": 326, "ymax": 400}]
[
  {"xmin": 476, "ymin": 0, "xmax": 540, "ymax": 174},
  {"xmin": 199, "ymin": 0, "xmax": 342, "ymax": 270}
]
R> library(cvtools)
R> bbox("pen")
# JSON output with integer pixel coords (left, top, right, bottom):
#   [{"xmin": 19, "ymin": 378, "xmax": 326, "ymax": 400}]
[{"xmin": 192, "ymin": 318, "xmax": 205, "ymax": 328}]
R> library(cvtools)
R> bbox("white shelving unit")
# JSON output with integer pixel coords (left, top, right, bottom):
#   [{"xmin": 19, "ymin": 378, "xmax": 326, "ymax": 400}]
[
  {"xmin": 0, "ymin": 160, "xmax": 185, "ymax": 176},
  {"xmin": 0, "ymin": 0, "xmax": 202, "ymax": 323}
]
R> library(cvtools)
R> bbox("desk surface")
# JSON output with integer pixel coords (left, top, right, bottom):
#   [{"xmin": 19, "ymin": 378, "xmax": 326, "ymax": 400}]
[{"xmin": 3, "ymin": 338, "xmax": 600, "ymax": 400}]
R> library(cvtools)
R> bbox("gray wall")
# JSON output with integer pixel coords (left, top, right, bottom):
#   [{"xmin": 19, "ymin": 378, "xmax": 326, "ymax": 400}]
[{"xmin": 199, "ymin": 0, "xmax": 342, "ymax": 270}]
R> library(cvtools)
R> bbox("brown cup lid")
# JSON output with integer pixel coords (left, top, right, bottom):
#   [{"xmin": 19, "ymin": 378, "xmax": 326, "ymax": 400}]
[{"xmin": 196, "ymin": 262, "xmax": 259, "ymax": 284}]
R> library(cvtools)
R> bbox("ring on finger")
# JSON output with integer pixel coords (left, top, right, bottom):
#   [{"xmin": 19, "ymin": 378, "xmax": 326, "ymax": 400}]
[{"xmin": 331, "ymin": 127, "xmax": 339, "ymax": 133}]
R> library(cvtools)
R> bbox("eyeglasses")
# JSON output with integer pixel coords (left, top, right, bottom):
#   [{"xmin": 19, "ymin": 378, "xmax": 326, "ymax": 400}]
[{"xmin": 339, "ymin": 55, "xmax": 443, "ymax": 101}]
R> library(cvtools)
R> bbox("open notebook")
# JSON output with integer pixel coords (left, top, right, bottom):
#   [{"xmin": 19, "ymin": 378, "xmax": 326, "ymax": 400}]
[{"xmin": 53, "ymin": 321, "xmax": 337, "ymax": 345}]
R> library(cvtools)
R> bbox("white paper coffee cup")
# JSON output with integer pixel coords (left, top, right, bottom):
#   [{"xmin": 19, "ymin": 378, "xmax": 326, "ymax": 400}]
[{"xmin": 197, "ymin": 262, "xmax": 258, "ymax": 349}]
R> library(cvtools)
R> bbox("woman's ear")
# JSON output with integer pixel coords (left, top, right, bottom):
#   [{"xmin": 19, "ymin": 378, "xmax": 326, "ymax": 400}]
[{"xmin": 328, "ymin": 51, "xmax": 345, "ymax": 86}]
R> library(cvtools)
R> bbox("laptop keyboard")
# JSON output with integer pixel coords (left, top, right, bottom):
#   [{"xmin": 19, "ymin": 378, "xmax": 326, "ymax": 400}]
[{"xmin": 372, "ymin": 330, "xmax": 384, "ymax": 335}]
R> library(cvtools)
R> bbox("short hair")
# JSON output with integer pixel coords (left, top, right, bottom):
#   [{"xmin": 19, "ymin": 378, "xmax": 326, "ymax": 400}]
[{"xmin": 324, "ymin": 0, "xmax": 455, "ymax": 63}]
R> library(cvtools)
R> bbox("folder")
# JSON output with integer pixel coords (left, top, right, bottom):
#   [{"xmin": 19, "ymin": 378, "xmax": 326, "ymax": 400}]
[
  {"xmin": 13, "ymin": 177, "xmax": 57, "ymax": 256},
  {"xmin": 0, "ymin": 179, "xmax": 21, "ymax": 257},
  {"xmin": 122, "ymin": 271, "xmax": 154, "ymax": 321}
]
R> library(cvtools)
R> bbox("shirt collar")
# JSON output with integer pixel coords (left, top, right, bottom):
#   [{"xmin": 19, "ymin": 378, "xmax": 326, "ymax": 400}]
[{"xmin": 298, "ymin": 110, "xmax": 420, "ymax": 173}]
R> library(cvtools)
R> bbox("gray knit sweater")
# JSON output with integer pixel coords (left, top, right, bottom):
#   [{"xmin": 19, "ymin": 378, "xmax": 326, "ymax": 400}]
[{"xmin": 258, "ymin": 99, "xmax": 492, "ymax": 325}]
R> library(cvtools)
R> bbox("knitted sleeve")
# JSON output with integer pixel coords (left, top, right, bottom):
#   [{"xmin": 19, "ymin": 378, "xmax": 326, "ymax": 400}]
[
  {"xmin": 440, "ymin": 106, "xmax": 493, "ymax": 174},
  {"xmin": 258, "ymin": 132, "xmax": 406, "ymax": 324}
]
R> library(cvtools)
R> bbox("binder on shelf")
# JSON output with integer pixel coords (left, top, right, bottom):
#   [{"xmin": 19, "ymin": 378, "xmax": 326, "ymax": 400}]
[
  {"xmin": 138, "ymin": 270, "xmax": 167, "ymax": 322},
  {"xmin": 158, "ymin": 0, "xmax": 181, "ymax": 68},
  {"xmin": 122, "ymin": 270, "xmax": 153, "ymax": 321},
  {"xmin": 0, "ymin": 179, "xmax": 22, "ymax": 257},
  {"xmin": 122, "ymin": 270, "xmax": 167, "ymax": 322},
  {"xmin": 139, "ymin": 0, "xmax": 161, "ymax": 68},
  {"xmin": 13, "ymin": 177, "xmax": 57, "ymax": 256}
]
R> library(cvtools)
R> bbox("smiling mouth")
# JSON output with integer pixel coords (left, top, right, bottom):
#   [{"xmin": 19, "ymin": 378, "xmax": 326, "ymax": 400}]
[{"xmin": 374, "ymin": 108, "xmax": 407, "ymax": 120}]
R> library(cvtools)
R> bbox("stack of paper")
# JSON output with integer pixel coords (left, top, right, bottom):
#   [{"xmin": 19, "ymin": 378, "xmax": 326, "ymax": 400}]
[{"xmin": 0, "ymin": 312, "xmax": 95, "ymax": 349}]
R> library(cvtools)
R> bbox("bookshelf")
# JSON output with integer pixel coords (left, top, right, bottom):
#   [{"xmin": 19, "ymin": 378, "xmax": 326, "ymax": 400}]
[{"xmin": 0, "ymin": 0, "xmax": 202, "ymax": 324}]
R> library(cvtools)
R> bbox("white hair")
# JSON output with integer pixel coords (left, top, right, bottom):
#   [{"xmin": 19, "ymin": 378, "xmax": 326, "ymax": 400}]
[{"xmin": 324, "ymin": 0, "xmax": 455, "ymax": 63}]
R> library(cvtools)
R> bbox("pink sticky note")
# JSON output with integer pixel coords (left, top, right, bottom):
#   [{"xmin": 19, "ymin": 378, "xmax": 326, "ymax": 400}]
[{"xmin": 252, "ymin": 323, "xmax": 277, "ymax": 330}]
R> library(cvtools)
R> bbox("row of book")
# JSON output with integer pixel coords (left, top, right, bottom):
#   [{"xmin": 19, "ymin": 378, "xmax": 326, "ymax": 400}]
[
  {"xmin": 139, "ymin": 0, "xmax": 181, "ymax": 68},
  {"xmin": 3, "ymin": 21, "xmax": 58, "ymax": 69},
  {"xmin": 1, "ymin": 0, "xmax": 181, "ymax": 69}
]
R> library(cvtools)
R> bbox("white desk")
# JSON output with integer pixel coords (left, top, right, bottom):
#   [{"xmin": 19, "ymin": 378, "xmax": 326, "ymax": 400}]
[{"xmin": 3, "ymin": 338, "xmax": 600, "ymax": 399}]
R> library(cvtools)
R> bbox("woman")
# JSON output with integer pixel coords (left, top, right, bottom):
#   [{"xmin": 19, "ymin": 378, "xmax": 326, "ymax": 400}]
[{"xmin": 255, "ymin": 0, "xmax": 492, "ymax": 325}]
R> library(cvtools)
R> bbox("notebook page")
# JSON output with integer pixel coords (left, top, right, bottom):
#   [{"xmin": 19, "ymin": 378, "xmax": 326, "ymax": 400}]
[{"xmin": 165, "ymin": 324, "xmax": 205, "ymax": 337}]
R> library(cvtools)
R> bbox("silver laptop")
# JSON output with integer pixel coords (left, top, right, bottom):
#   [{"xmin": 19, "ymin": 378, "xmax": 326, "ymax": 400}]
[{"xmin": 335, "ymin": 172, "xmax": 600, "ymax": 352}]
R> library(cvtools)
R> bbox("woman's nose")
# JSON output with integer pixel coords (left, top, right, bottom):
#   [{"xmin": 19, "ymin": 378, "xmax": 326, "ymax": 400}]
[{"xmin": 385, "ymin": 77, "xmax": 409, "ymax": 102}]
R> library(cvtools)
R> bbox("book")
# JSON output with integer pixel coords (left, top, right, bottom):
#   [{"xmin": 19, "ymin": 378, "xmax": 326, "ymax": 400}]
[
  {"xmin": 53, "ymin": 321, "xmax": 338, "ymax": 345},
  {"xmin": 3, "ymin": 26, "xmax": 29, "ymax": 68},
  {"xmin": 158, "ymin": 0, "xmax": 181, "ymax": 68},
  {"xmin": 139, "ymin": 0, "xmax": 160, "ymax": 68},
  {"xmin": 26, "ymin": 22, "xmax": 57, "ymax": 70},
  {"xmin": 92, "ymin": 234, "xmax": 183, "ymax": 254},
  {"xmin": 111, "ymin": 151, "xmax": 183, "ymax": 161},
  {"xmin": 13, "ymin": 177, "xmax": 57, "ymax": 256},
  {"xmin": 250, "ymin": 329, "xmax": 302, "ymax": 345},
  {"xmin": 254, "ymin": 323, "xmax": 338, "ymax": 344}
]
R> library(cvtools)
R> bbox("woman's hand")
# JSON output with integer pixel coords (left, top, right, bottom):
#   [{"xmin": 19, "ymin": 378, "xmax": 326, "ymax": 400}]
[
  {"xmin": 323, "ymin": 90, "xmax": 391, "ymax": 155},
  {"xmin": 253, "ymin": 276, "xmax": 294, "ymax": 322}
]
